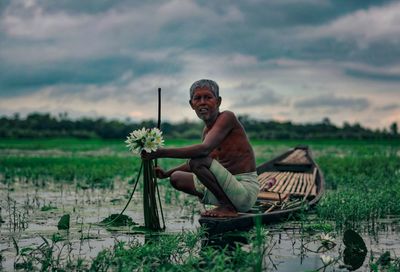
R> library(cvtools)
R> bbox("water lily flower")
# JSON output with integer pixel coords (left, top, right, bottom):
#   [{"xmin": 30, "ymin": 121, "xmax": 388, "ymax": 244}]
[
  {"xmin": 241, "ymin": 244, "xmax": 252, "ymax": 253},
  {"xmin": 320, "ymin": 233, "xmax": 335, "ymax": 244},
  {"xmin": 320, "ymin": 254, "xmax": 334, "ymax": 265},
  {"xmin": 126, "ymin": 127, "xmax": 164, "ymax": 154}
]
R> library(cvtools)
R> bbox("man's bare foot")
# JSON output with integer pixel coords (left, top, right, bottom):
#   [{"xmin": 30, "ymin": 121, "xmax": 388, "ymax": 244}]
[{"xmin": 201, "ymin": 206, "xmax": 238, "ymax": 218}]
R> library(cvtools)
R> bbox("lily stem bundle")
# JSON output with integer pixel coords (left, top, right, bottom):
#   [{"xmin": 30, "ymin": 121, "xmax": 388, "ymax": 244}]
[{"xmin": 143, "ymin": 159, "xmax": 161, "ymax": 230}]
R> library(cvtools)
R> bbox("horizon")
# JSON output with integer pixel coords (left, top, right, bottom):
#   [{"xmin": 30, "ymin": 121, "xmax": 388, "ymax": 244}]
[
  {"xmin": 2, "ymin": 110, "xmax": 396, "ymax": 131},
  {"xmin": 1, "ymin": 1, "xmax": 399, "ymax": 129}
]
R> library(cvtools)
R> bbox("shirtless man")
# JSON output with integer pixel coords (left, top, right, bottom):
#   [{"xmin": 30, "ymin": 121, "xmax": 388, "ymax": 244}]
[{"xmin": 141, "ymin": 79, "xmax": 259, "ymax": 217}]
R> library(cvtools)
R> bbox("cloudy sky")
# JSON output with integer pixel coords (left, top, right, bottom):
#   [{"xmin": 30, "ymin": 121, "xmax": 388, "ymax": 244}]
[{"xmin": 1, "ymin": 0, "xmax": 399, "ymax": 129}]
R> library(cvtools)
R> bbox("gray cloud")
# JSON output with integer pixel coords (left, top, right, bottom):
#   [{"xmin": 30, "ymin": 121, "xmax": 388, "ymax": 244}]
[
  {"xmin": 345, "ymin": 67, "xmax": 400, "ymax": 82},
  {"xmin": 0, "ymin": 0, "xmax": 399, "ymax": 128},
  {"xmin": 376, "ymin": 104, "xmax": 399, "ymax": 111},
  {"xmin": 230, "ymin": 84, "xmax": 285, "ymax": 108},
  {"xmin": 294, "ymin": 94, "xmax": 370, "ymax": 111}
]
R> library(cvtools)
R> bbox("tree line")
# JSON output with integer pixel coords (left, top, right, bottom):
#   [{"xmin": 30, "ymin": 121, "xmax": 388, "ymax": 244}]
[{"xmin": 0, "ymin": 112, "xmax": 398, "ymax": 140}]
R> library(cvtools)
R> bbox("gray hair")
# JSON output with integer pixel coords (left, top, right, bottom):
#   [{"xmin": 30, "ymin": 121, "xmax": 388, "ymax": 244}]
[{"xmin": 189, "ymin": 79, "xmax": 219, "ymax": 99}]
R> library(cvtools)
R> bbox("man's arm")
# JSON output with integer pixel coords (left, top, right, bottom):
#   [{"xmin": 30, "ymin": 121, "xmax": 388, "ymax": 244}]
[
  {"xmin": 143, "ymin": 111, "xmax": 236, "ymax": 160},
  {"xmin": 160, "ymin": 163, "xmax": 191, "ymax": 178}
]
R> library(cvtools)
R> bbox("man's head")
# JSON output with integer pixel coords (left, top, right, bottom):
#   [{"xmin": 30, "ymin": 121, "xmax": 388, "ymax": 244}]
[
  {"xmin": 189, "ymin": 79, "xmax": 221, "ymax": 124},
  {"xmin": 189, "ymin": 79, "xmax": 219, "ymax": 100}
]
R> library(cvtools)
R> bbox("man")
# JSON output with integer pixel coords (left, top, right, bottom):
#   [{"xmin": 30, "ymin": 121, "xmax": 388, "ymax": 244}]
[{"xmin": 142, "ymin": 79, "xmax": 259, "ymax": 217}]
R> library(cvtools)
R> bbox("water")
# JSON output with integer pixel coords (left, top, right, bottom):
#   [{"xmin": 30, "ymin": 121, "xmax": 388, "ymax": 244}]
[{"xmin": 1, "ymin": 181, "xmax": 399, "ymax": 271}]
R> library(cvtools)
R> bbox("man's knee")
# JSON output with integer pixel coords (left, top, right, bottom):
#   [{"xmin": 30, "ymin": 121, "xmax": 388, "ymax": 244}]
[
  {"xmin": 188, "ymin": 157, "xmax": 212, "ymax": 172},
  {"xmin": 169, "ymin": 172, "xmax": 181, "ymax": 190}
]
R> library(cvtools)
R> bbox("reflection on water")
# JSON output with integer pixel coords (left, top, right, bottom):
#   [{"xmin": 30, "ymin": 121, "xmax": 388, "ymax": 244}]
[
  {"xmin": 202, "ymin": 222, "xmax": 400, "ymax": 271},
  {"xmin": 1, "ymin": 182, "xmax": 400, "ymax": 271}
]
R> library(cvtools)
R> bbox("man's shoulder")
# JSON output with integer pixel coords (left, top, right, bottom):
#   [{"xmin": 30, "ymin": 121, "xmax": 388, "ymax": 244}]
[{"xmin": 220, "ymin": 110, "xmax": 237, "ymax": 119}]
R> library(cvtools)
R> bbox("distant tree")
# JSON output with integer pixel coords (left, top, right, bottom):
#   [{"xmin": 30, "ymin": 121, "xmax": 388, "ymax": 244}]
[
  {"xmin": 322, "ymin": 117, "xmax": 331, "ymax": 126},
  {"xmin": 0, "ymin": 112, "xmax": 398, "ymax": 140},
  {"xmin": 390, "ymin": 122, "xmax": 398, "ymax": 135}
]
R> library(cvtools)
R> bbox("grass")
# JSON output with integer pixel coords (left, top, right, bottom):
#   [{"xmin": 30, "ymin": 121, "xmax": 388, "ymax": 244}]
[
  {"xmin": 11, "ymin": 227, "xmax": 270, "ymax": 271},
  {"xmin": 1, "ymin": 137, "xmax": 400, "ymax": 270},
  {"xmin": 316, "ymin": 152, "xmax": 400, "ymax": 229}
]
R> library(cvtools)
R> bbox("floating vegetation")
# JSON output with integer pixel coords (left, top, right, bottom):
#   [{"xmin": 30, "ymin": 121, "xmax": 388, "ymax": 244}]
[
  {"xmin": 57, "ymin": 214, "xmax": 70, "ymax": 230},
  {"xmin": 1, "ymin": 138, "xmax": 400, "ymax": 271},
  {"xmin": 100, "ymin": 214, "xmax": 136, "ymax": 227},
  {"xmin": 40, "ymin": 204, "xmax": 57, "ymax": 212},
  {"xmin": 342, "ymin": 229, "xmax": 367, "ymax": 271}
]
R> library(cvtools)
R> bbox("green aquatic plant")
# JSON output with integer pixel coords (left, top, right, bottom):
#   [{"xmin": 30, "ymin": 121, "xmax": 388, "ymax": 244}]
[
  {"xmin": 57, "ymin": 214, "xmax": 70, "ymax": 230},
  {"xmin": 40, "ymin": 204, "xmax": 57, "ymax": 212},
  {"xmin": 90, "ymin": 227, "xmax": 270, "ymax": 272},
  {"xmin": 100, "ymin": 214, "xmax": 136, "ymax": 227}
]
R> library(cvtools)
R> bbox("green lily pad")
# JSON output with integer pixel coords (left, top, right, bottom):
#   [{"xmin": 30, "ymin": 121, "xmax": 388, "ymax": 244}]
[
  {"xmin": 57, "ymin": 214, "xmax": 70, "ymax": 230},
  {"xmin": 100, "ymin": 214, "xmax": 136, "ymax": 227},
  {"xmin": 343, "ymin": 229, "xmax": 367, "ymax": 271}
]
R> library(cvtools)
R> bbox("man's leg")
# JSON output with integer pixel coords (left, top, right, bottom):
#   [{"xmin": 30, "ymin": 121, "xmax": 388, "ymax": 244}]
[
  {"xmin": 169, "ymin": 171, "xmax": 203, "ymax": 198},
  {"xmin": 189, "ymin": 157, "xmax": 237, "ymax": 217}
]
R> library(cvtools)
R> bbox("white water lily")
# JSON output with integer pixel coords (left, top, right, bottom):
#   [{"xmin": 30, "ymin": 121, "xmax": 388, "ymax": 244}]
[
  {"xmin": 132, "ymin": 127, "xmax": 147, "ymax": 140},
  {"xmin": 241, "ymin": 244, "xmax": 252, "ymax": 253},
  {"xmin": 320, "ymin": 254, "xmax": 334, "ymax": 265},
  {"xmin": 320, "ymin": 233, "xmax": 335, "ymax": 244},
  {"xmin": 125, "ymin": 127, "xmax": 164, "ymax": 154},
  {"xmin": 143, "ymin": 138, "xmax": 158, "ymax": 153}
]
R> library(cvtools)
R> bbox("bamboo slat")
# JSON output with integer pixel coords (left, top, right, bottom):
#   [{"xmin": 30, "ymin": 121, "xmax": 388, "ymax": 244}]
[
  {"xmin": 300, "ymin": 173, "xmax": 309, "ymax": 195},
  {"xmin": 294, "ymin": 173, "xmax": 305, "ymax": 193},
  {"xmin": 271, "ymin": 172, "xmax": 291, "ymax": 193},
  {"xmin": 311, "ymin": 168, "xmax": 318, "ymax": 196},
  {"xmin": 257, "ymin": 171, "xmax": 275, "ymax": 182},
  {"xmin": 260, "ymin": 171, "xmax": 280, "ymax": 182},
  {"xmin": 275, "ymin": 173, "xmax": 289, "ymax": 193},
  {"xmin": 270, "ymin": 172, "xmax": 290, "ymax": 191},
  {"xmin": 303, "ymin": 168, "xmax": 317, "ymax": 200},
  {"xmin": 295, "ymin": 173, "xmax": 306, "ymax": 194},
  {"xmin": 268, "ymin": 172, "xmax": 286, "ymax": 191},
  {"xmin": 259, "ymin": 172, "xmax": 280, "ymax": 190},
  {"xmin": 284, "ymin": 173, "xmax": 298, "ymax": 193}
]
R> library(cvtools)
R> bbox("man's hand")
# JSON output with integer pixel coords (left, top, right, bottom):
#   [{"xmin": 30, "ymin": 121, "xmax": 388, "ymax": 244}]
[
  {"xmin": 154, "ymin": 167, "xmax": 169, "ymax": 179},
  {"xmin": 141, "ymin": 150, "xmax": 158, "ymax": 160}
]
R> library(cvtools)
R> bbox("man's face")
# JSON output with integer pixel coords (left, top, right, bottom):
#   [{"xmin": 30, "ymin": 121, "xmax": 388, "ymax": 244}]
[{"xmin": 190, "ymin": 87, "xmax": 221, "ymax": 122}]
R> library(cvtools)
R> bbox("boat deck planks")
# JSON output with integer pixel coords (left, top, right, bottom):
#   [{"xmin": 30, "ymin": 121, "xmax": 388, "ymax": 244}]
[{"xmin": 259, "ymin": 171, "xmax": 316, "ymax": 198}]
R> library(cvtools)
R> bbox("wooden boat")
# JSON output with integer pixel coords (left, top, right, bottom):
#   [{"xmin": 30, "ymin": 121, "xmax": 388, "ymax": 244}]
[{"xmin": 199, "ymin": 146, "xmax": 325, "ymax": 234}]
